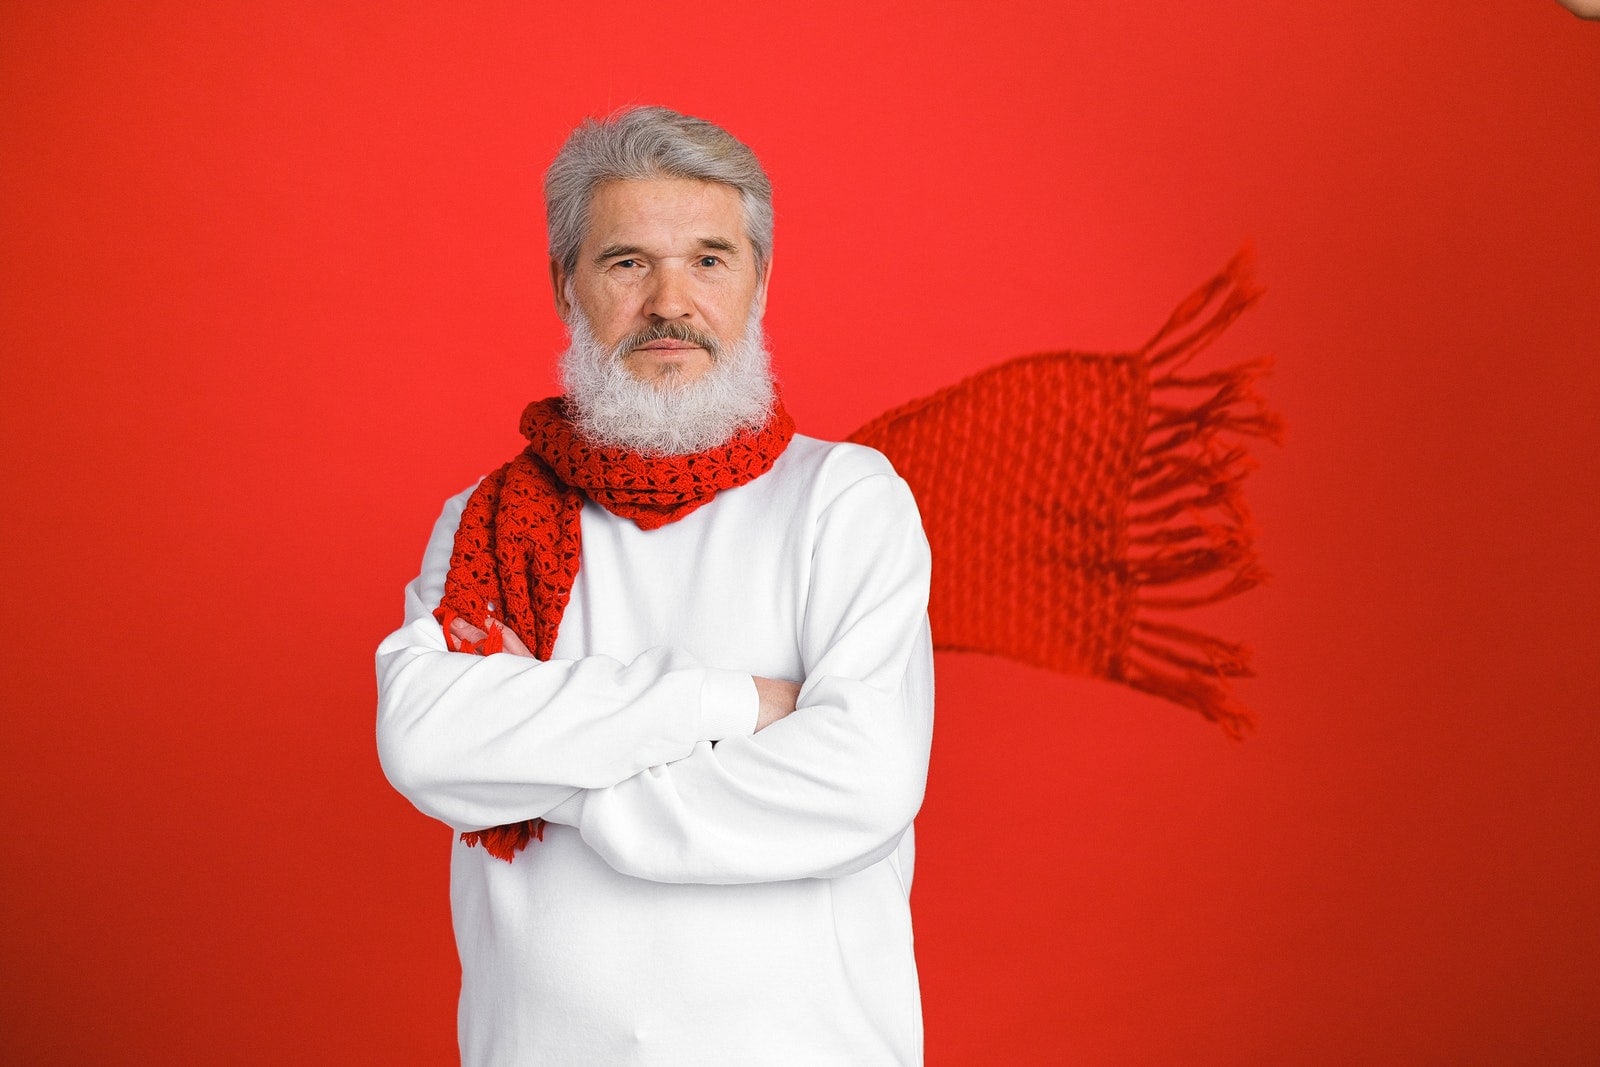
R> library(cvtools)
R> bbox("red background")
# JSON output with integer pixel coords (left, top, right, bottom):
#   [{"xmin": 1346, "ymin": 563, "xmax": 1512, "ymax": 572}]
[{"xmin": 4, "ymin": 2, "xmax": 1598, "ymax": 1063}]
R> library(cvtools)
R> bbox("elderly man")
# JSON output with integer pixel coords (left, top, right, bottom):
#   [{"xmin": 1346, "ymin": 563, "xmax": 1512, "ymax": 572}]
[{"xmin": 376, "ymin": 106, "xmax": 934, "ymax": 1064}]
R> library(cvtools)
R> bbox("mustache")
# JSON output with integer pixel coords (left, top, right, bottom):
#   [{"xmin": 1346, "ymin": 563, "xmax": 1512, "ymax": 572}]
[{"xmin": 617, "ymin": 321, "xmax": 723, "ymax": 359}]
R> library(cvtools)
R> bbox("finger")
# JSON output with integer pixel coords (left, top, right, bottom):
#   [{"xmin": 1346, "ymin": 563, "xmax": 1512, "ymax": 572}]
[
  {"xmin": 489, "ymin": 619, "xmax": 535, "ymax": 658},
  {"xmin": 450, "ymin": 618, "xmax": 490, "ymax": 642},
  {"xmin": 447, "ymin": 617, "xmax": 493, "ymax": 655}
]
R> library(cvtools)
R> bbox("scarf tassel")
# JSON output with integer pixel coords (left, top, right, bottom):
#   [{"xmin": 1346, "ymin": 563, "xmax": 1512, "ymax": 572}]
[
  {"xmin": 461, "ymin": 819, "xmax": 546, "ymax": 862},
  {"xmin": 847, "ymin": 246, "xmax": 1281, "ymax": 736},
  {"xmin": 437, "ymin": 607, "xmax": 536, "ymax": 856},
  {"xmin": 1112, "ymin": 246, "xmax": 1285, "ymax": 737},
  {"xmin": 437, "ymin": 607, "xmax": 508, "ymax": 655}
]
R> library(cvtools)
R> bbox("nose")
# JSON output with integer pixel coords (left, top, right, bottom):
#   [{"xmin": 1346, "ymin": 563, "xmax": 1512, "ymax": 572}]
[{"xmin": 645, "ymin": 263, "xmax": 692, "ymax": 321}]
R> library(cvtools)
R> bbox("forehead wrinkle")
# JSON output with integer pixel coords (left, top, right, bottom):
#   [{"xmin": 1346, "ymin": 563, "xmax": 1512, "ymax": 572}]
[{"xmin": 582, "ymin": 178, "xmax": 749, "ymax": 264}]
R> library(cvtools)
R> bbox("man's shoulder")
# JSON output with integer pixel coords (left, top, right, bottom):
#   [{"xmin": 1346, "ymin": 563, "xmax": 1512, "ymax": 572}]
[
  {"xmin": 765, "ymin": 434, "xmax": 922, "ymax": 531},
  {"xmin": 777, "ymin": 433, "xmax": 901, "ymax": 493}
]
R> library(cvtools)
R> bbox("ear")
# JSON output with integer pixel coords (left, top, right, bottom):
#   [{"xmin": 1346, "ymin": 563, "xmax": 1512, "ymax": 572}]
[
  {"xmin": 755, "ymin": 256, "xmax": 773, "ymax": 314},
  {"xmin": 550, "ymin": 258, "xmax": 572, "ymax": 321}
]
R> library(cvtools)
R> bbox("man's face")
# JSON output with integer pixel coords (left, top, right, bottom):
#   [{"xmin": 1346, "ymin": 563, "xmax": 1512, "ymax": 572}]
[{"xmin": 554, "ymin": 177, "xmax": 768, "ymax": 386}]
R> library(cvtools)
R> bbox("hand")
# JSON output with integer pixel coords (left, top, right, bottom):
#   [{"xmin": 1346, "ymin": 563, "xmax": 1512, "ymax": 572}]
[
  {"xmin": 448, "ymin": 616, "xmax": 535, "ymax": 658},
  {"xmin": 752, "ymin": 676, "xmax": 801, "ymax": 731}
]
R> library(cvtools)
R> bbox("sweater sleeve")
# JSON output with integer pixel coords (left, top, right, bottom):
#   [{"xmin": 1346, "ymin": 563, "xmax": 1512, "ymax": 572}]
[
  {"xmin": 374, "ymin": 486, "xmax": 760, "ymax": 833},
  {"xmin": 553, "ymin": 466, "xmax": 935, "ymax": 885}
]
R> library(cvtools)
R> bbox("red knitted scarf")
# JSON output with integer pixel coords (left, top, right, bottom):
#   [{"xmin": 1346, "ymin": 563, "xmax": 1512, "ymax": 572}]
[
  {"xmin": 434, "ymin": 395, "xmax": 796, "ymax": 860},
  {"xmin": 434, "ymin": 249, "xmax": 1280, "ymax": 865},
  {"xmin": 850, "ymin": 247, "xmax": 1282, "ymax": 735}
]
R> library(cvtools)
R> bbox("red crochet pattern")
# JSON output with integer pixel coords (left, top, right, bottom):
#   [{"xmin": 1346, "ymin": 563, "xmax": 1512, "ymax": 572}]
[
  {"xmin": 435, "ymin": 249, "xmax": 1280, "ymax": 863},
  {"xmin": 851, "ymin": 247, "xmax": 1282, "ymax": 735},
  {"xmin": 434, "ymin": 395, "xmax": 796, "ymax": 860}
]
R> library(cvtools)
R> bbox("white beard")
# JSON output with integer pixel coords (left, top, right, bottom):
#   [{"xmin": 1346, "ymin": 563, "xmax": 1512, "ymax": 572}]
[{"xmin": 558, "ymin": 306, "xmax": 776, "ymax": 456}]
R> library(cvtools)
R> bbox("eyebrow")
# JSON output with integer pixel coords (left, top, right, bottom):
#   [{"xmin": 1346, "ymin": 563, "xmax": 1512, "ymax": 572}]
[
  {"xmin": 591, "ymin": 237, "xmax": 743, "ymax": 265},
  {"xmin": 593, "ymin": 244, "xmax": 645, "ymax": 264}
]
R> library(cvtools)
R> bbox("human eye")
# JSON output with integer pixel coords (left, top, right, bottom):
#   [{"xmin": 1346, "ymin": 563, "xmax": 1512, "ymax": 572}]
[
  {"xmin": 613, "ymin": 258, "xmax": 640, "ymax": 269},
  {"xmin": 697, "ymin": 255, "xmax": 723, "ymax": 268}
]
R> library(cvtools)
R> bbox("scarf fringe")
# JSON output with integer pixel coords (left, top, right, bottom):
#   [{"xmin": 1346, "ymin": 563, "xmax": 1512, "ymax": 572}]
[
  {"xmin": 437, "ymin": 608, "xmax": 506, "ymax": 656},
  {"xmin": 1113, "ymin": 246, "xmax": 1284, "ymax": 737},
  {"xmin": 461, "ymin": 818, "xmax": 546, "ymax": 861},
  {"xmin": 848, "ymin": 246, "xmax": 1281, "ymax": 737}
]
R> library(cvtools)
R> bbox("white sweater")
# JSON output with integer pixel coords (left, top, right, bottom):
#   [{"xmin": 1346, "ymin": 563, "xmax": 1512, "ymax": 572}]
[{"xmin": 376, "ymin": 434, "xmax": 935, "ymax": 1066}]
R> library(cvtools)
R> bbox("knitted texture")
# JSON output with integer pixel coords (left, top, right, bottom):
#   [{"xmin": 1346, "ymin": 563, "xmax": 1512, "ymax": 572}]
[
  {"xmin": 432, "ymin": 249, "xmax": 1279, "ymax": 861},
  {"xmin": 434, "ymin": 395, "xmax": 796, "ymax": 860},
  {"xmin": 850, "ymin": 247, "xmax": 1282, "ymax": 735}
]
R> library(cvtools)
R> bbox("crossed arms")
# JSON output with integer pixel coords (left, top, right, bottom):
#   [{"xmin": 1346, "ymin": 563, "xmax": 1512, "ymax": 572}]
[
  {"xmin": 375, "ymin": 458, "xmax": 934, "ymax": 885},
  {"xmin": 446, "ymin": 614, "xmax": 805, "ymax": 733}
]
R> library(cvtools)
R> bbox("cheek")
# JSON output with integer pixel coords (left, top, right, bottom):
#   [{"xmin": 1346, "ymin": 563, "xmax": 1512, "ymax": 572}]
[
  {"xmin": 580, "ymin": 289, "xmax": 640, "ymax": 340},
  {"xmin": 711, "ymin": 285, "xmax": 760, "ymax": 331}
]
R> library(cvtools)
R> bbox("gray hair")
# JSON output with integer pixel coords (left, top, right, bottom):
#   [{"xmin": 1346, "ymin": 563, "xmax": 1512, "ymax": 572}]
[{"xmin": 544, "ymin": 106, "xmax": 774, "ymax": 279}]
